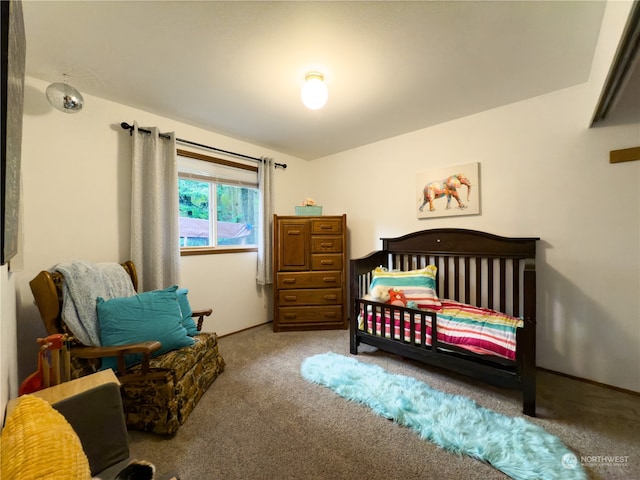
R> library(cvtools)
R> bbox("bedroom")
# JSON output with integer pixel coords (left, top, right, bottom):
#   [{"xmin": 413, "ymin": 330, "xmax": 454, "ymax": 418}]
[{"xmin": 0, "ymin": 0, "xmax": 638, "ymax": 477}]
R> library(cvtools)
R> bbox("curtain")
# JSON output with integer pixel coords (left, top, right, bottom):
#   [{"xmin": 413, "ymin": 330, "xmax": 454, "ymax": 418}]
[
  {"xmin": 256, "ymin": 157, "xmax": 275, "ymax": 285},
  {"xmin": 130, "ymin": 122, "xmax": 180, "ymax": 291}
]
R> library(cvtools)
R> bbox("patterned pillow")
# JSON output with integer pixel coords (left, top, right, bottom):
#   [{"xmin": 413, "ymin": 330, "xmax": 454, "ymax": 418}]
[
  {"xmin": 369, "ymin": 265, "xmax": 441, "ymax": 311},
  {"xmin": 1, "ymin": 395, "xmax": 91, "ymax": 479}
]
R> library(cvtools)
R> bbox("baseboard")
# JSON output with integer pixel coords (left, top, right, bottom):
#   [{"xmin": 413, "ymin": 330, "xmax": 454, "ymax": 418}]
[
  {"xmin": 218, "ymin": 321, "xmax": 272, "ymax": 339},
  {"xmin": 538, "ymin": 367, "xmax": 640, "ymax": 397}
]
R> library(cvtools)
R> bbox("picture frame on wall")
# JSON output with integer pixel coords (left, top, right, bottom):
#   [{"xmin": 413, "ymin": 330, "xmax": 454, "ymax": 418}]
[
  {"xmin": 416, "ymin": 162, "xmax": 480, "ymax": 219},
  {"xmin": 1, "ymin": 0, "xmax": 26, "ymax": 265}
]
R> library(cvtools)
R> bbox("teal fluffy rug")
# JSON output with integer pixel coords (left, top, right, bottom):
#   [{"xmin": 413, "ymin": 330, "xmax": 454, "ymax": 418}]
[{"xmin": 300, "ymin": 352, "xmax": 585, "ymax": 480}]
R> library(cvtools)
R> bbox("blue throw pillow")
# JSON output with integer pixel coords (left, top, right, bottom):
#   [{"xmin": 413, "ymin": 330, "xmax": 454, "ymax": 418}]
[
  {"xmin": 98, "ymin": 285, "xmax": 195, "ymax": 371},
  {"xmin": 176, "ymin": 288, "xmax": 199, "ymax": 336}
]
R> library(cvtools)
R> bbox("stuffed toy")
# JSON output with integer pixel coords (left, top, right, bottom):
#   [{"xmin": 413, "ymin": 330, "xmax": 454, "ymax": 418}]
[
  {"xmin": 366, "ymin": 285, "xmax": 391, "ymax": 303},
  {"xmin": 387, "ymin": 288, "xmax": 408, "ymax": 307}
]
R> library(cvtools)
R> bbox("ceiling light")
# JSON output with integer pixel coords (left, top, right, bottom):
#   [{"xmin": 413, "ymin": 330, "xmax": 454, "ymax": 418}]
[
  {"xmin": 46, "ymin": 74, "xmax": 84, "ymax": 113},
  {"xmin": 301, "ymin": 72, "xmax": 328, "ymax": 110}
]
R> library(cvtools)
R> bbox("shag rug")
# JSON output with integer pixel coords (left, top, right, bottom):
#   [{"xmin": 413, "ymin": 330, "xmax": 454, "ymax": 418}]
[{"xmin": 301, "ymin": 352, "xmax": 586, "ymax": 480}]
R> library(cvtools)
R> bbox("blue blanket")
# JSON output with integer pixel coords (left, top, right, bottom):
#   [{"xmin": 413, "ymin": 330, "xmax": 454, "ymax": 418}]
[
  {"xmin": 301, "ymin": 353, "xmax": 586, "ymax": 480},
  {"xmin": 55, "ymin": 261, "xmax": 137, "ymax": 346}
]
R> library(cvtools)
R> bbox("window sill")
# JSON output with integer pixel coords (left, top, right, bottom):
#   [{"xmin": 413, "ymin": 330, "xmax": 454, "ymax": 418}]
[{"xmin": 180, "ymin": 247, "xmax": 258, "ymax": 256}]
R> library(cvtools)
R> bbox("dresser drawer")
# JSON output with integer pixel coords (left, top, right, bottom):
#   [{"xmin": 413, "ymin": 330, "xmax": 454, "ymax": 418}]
[
  {"xmin": 311, "ymin": 218, "xmax": 343, "ymax": 235},
  {"xmin": 311, "ymin": 236, "xmax": 343, "ymax": 253},
  {"xmin": 311, "ymin": 254, "xmax": 343, "ymax": 271},
  {"xmin": 277, "ymin": 271, "xmax": 342, "ymax": 289},
  {"xmin": 278, "ymin": 288, "xmax": 342, "ymax": 306},
  {"xmin": 278, "ymin": 306, "xmax": 343, "ymax": 325}
]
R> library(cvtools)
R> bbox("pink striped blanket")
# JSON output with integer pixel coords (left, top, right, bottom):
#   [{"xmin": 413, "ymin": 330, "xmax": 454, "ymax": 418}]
[{"xmin": 359, "ymin": 299, "xmax": 523, "ymax": 360}]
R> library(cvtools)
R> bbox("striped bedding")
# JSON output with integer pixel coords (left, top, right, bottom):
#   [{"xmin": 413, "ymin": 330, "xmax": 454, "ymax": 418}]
[{"xmin": 358, "ymin": 299, "xmax": 523, "ymax": 360}]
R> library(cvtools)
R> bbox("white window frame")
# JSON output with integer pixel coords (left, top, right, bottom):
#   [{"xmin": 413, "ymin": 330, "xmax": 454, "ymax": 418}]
[{"xmin": 177, "ymin": 149, "xmax": 259, "ymax": 255}]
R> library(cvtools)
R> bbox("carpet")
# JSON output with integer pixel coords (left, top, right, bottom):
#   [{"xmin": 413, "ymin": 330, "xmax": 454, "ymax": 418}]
[{"xmin": 301, "ymin": 352, "xmax": 586, "ymax": 480}]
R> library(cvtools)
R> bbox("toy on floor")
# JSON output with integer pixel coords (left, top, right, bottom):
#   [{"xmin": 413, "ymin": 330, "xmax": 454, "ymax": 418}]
[{"xmin": 18, "ymin": 334, "xmax": 71, "ymax": 395}]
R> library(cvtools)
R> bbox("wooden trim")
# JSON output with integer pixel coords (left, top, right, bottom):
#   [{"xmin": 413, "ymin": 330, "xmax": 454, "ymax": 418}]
[
  {"xmin": 591, "ymin": 1, "xmax": 640, "ymax": 124},
  {"xmin": 610, "ymin": 146, "xmax": 640, "ymax": 163},
  {"xmin": 177, "ymin": 148, "xmax": 257, "ymax": 172},
  {"xmin": 217, "ymin": 321, "xmax": 272, "ymax": 339},
  {"xmin": 181, "ymin": 246, "xmax": 257, "ymax": 256},
  {"xmin": 538, "ymin": 367, "xmax": 640, "ymax": 397}
]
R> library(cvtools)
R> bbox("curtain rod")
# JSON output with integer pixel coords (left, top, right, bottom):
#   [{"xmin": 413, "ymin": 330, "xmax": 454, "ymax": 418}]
[{"xmin": 120, "ymin": 122, "xmax": 287, "ymax": 169}]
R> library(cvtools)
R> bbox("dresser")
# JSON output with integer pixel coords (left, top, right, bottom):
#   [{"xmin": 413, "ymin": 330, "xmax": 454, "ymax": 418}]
[{"xmin": 273, "ymin": 214, "xmax": 347, "ymax": 332}]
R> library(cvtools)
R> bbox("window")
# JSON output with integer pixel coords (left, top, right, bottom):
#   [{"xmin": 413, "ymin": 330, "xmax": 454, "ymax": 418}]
[{"xmin": 177, "ymin": 149, "xmax": 259, "ymax": 253}]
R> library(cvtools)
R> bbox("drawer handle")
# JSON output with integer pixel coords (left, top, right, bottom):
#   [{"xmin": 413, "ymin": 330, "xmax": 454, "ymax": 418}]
[
  {"xmin": 284, "ymin": 314, "xmax": 297, "ymax": 319},
  {"xmin": 287, "ymin": 230, "xmax": 301, "ymax": 235},
  {"xmin": 320, "ymin": 260, "xmax": 334, "ymax": 265},
  {"xmin": 319, "ymin": 224, "xmax": 333, "ymax": 230},
  {"xmin": 320, "ymin": 242, "xmax": 334, "ymax": 248},
  {"xmin": 323, "ymin": 277, "xmax": 337, "ymax": 283},
  {"xmin": 324, "ymin": 295, "xmax": 338, "ymax": 301},
  {"xmin": 282, "ymin": 278, "xmax": 296, "ymax": 284},
  {"xmin": 284, "ymin": 295, "xmax": 297, "ymax": 302}
]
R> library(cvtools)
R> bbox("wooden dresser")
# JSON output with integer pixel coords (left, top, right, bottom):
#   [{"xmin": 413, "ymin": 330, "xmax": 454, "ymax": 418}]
[{"xmin": 273, "ymin": 214, "xmax": 347, "ymax": 332}]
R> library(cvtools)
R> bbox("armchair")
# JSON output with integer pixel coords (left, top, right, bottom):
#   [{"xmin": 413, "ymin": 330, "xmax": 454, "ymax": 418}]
[{"xmin": 29, "ymin": 260, "xmax": 225, "ymax": 435}]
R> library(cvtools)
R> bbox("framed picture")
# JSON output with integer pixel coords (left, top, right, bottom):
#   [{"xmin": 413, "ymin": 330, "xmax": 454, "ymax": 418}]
[
  {"xmin": 416, "ymin": 162, "xmax": 480, "ymax": 219},
  {"xmin": 1, "ymin": 0, "xmax": 25, "ymax": 265}
]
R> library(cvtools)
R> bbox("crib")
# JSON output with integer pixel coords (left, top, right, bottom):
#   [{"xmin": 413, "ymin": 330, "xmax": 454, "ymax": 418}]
[{"xmin": 350, "ymin": 228, "xmax": 538, "ymax": 416}]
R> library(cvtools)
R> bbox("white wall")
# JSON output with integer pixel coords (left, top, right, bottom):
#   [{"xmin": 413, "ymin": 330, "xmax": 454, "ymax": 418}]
[
  {"xmin": 304, "ymin": 1, "xmax": 640, "ymax": 392},
  {"xmin": 0, "ymin": 266, "xmax": 17, "ymax": 417}
]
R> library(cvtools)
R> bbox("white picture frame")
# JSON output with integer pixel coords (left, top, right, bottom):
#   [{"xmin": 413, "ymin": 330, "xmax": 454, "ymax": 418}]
[{"xmin": 416, "ymin": 162, "xmax": 480, "ymax": 219}]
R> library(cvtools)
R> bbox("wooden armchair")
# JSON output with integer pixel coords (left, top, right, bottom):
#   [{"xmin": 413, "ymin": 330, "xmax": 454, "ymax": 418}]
[
  {"xmin": 30, "ymin": 261, "xmax": 211, "ymax": 377},
  {"xmin": 29, "ymin": 261, "xmax": 225, "ymax": 435}
]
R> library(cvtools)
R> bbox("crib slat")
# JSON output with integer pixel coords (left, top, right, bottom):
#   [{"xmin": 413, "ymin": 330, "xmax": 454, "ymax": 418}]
[
  {"xmin": 464, "ymin": 256, "xmax": 470, "ymax": 305},
  {"xmin": 499, "ymin": 258, "xmax": 506, "ymax": 312},
  {"xmin": 475, "ymin": 257, "xmax": 482, "ymax": 308},
  {"xmin": 487, "ymin": 258, "xmax": 494, "ymax": 309},
  {"xmin": 443, "ymin": 257, "xmax": 450, "ymax": 299},
  {"xmin": 431, "ymin": 310, "xmax": 439, "ymax": 351},
  {"xmin": 513, "ymin": 259, "xmax": 521, "ymax": 317},
  {"xmin": 433, "ymin": 255, "xmax": 440, "ymax": 296},
  {"xmin": 453, "ymin": 256, "xmax": 460, "ymax": 301}
]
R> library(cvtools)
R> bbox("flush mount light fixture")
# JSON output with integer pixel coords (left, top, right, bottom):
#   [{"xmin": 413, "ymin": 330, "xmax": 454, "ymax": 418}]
[
  {"xmin": 301, "ymin": 72, "xmax": 328, "ymax": 110},
  {"xmin": 46, "ymin": 73, "xmax": 84, "ymax": 113}
]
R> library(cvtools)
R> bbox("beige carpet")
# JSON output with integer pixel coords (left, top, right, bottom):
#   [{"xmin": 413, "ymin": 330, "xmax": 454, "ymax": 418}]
[{"xmin": 128, "ymin": 323, "xmax": 640, "ymax": 480}]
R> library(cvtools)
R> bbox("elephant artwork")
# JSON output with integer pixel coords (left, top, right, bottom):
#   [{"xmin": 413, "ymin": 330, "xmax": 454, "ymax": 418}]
[
  {"xmin": 418, "ymin": 173, "xmax": 471, "ymax": 212},
  {"xmin": 415, "ymin": 162, "xmax": 480, "ymax": 219}
]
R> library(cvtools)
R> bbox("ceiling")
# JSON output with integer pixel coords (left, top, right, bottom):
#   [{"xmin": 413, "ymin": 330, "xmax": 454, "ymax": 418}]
[{"xmin": 22, "ymin": 1, "xmax": 610, "ymax": 160}]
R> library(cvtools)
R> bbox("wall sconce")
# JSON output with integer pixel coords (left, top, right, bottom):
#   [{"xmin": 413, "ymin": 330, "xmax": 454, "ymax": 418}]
[
  {"xmin": 301, "ymin": 72, "xmax": 328, "ymax": 110},
  {"xmin": 46, "ymin": 74, "xmax": 84, "ymax": 113}
]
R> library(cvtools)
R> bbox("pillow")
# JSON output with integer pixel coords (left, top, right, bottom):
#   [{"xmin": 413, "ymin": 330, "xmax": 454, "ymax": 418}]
[
  {"xmin": 176, "ymin": 288, "xmax": 199, "ymax": 336},
  {"xmin": 1, "ymin": 395, "xmax": 91, "ymax": 479},
  {"xmin": 98, "ymin": 285, "xmax": 195, "ymax": 371},
  {"xmin": 369, "ymin": 265, "xmax": 442, "ymax": 311}
]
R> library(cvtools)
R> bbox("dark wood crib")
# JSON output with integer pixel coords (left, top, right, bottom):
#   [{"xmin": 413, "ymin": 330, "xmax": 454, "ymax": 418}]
[{"xmin": 350, "ymin": 228, "xmax": 539, "ymax": 416}]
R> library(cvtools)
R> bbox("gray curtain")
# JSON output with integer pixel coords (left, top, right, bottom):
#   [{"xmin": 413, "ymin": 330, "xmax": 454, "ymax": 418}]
[
  {"xmin": 130, "ymin": 122, "xmax": 180, "ymax": 291},
  {"xmin": 256, "ymin": 157, "xmax": 275, "ymax": 285}
]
